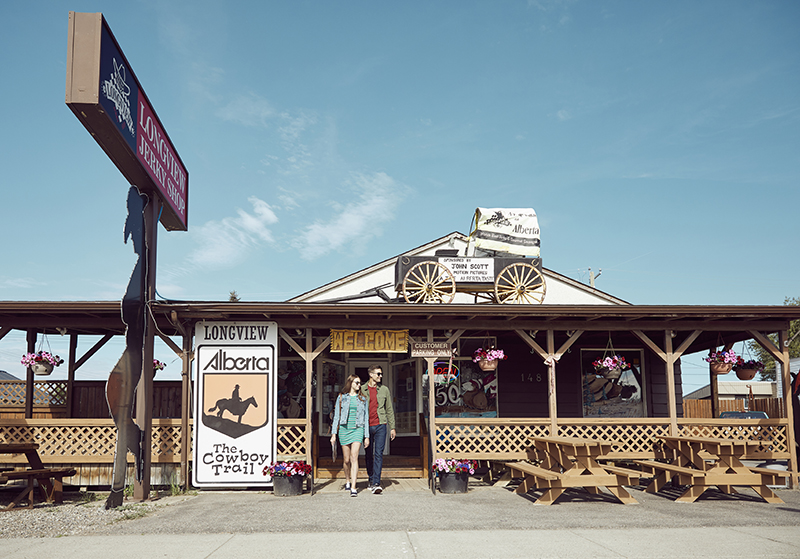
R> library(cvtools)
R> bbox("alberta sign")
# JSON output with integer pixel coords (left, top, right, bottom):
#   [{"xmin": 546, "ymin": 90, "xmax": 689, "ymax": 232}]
[{"xmin": 65, "ymin": 12, "xmax": 188, "ymax": 231}]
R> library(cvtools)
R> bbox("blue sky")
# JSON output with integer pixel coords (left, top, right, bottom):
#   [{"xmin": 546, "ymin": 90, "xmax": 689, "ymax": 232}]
[{"xmin": 1, "ymin": 1, "xmax": 798, "ymax": 394}]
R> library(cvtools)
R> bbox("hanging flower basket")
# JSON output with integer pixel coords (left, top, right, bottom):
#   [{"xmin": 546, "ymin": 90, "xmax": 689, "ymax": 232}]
[
  {"xmin": 592, "ymin": 355, "xmax": 627, "ymax": 379},
  {"xmin": 472, "ymin": 347, "xmax": 506, "ymax": 371},
  {"xmin": 710, "ymin": 362, "xmax": 733, "ymax": 375},
  {"xmin": 31, "ymin": 362, "xmax": 54, "ymax": 376},
  {"xmin": 477, "ymin": 358, "xmax": 497, "ymax": 371},
  {"xmin": 21, "ymin": 351, "xmax": 64, "ymax": 377},
  {"xmin": 705, "ymin": 349, "xmax": 738, "ymax": 375},
  {"xmin": 733, "ymin": 358, "xmax": 764, "ymax": 381}
]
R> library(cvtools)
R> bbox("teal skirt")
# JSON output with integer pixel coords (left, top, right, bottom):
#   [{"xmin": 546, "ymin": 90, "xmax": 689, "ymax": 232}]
[{"xmin": 338, "ymin": 396, "xmax": 364, "ymax": 445}]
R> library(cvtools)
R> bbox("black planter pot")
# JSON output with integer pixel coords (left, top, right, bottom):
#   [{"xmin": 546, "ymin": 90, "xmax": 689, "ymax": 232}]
[
  {"xmin": 438, "ymin": 472, "xmax": 468, "ymax": 494},
  {"xmin": 272, "ymin": 474, "xmax": 304, "ymax": 496}
]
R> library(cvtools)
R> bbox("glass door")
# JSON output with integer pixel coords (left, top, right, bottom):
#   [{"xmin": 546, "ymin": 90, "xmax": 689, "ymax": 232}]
[
  {"xmin": 348, "ymin": 360, "xmax": 390, "ymax": 454},
  {"xmin": 391, "ymin": 358, "xmax": 419, "ymax": 436}
]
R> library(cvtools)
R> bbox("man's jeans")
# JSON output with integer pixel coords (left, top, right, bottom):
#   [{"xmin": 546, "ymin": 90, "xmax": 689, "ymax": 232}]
[{"xmin": 365, "ymin": 424, "xmax": 387, "ymax": 486}]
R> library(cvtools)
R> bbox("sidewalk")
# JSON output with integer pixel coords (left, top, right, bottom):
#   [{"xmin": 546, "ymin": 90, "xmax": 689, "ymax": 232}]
[{"xmin": 4, "ymin": 480, "xmax": 800, "ymax": 558}]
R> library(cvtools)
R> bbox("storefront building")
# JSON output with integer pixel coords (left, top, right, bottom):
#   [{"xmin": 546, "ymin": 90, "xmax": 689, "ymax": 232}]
[{"xmin": 0, "ymin": 233, "xmax": 798, "ymax": 488}]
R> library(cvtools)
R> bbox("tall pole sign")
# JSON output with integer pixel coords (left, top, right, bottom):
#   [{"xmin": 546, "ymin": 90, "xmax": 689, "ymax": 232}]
[
  {"xmin": 65, "ymin": 12, "xmax": 188, "ymax": 505},
  {"xmin": 65, "ymin": 12, "xmax": 188, "ymax": 231}
]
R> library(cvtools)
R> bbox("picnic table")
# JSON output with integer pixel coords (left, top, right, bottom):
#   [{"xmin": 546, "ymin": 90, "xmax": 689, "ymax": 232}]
[
  {"xmin": 508, "ymin": 436, "xmax": 640, "ymax": 505},
  {"xmin": 632, "ymin": 435, "xmax": 786, "ymax": 504},
  {"xmin": 0, "ymin": 442, "xmax": 76, "ymax": 510}
]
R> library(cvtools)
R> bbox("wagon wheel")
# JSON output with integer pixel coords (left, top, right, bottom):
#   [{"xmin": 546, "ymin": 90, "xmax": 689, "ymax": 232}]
[
  {"xmin": 494, "ymin": 263, "xmax": 546, "ymax": 304},
  {"xmin": 403, "ymin": 261, "xmax": 456, "ymax": 304}
]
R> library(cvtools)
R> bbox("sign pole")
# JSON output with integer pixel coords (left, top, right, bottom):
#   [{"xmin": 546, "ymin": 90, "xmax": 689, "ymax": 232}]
[{"xmin": 134, "ymin": 196, "xmax": 159, "ymax": 500}]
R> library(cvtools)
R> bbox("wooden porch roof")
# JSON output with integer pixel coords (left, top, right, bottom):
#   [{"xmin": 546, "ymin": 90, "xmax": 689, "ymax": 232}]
[{"xmin": 2, "ymin": 301, "xmax": 798, "ymax": 356}]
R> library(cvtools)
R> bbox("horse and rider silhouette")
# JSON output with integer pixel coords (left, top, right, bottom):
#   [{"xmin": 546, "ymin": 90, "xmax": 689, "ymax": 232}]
[{"xmin": 208, "ymin": 384, "xmax": 258, "ymax": 423}]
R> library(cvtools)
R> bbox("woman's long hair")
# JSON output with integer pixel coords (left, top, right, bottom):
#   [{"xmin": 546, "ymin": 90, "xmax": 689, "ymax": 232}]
[{"xmin": 340, "ymin": 374, "xmax": 366, "ymax": 401}]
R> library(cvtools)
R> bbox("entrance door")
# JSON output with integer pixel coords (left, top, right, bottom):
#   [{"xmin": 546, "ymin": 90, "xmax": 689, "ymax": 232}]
[{"xmin": 348, "ymin": 360, "xmax": 390, "ymax": 455}]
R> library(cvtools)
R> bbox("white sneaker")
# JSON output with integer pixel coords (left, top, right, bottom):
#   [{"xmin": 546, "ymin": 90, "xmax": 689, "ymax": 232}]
[
  {"xmin": 372, "ymin": 485, "xmax": 383, "ymax": 494},
  {"xmin": 344, "ymin": 483, "xmax": 351, "ymax": 491},
  {"xmin": 350, "ymin": 489, "xmax": 358, "ymax": 497}
]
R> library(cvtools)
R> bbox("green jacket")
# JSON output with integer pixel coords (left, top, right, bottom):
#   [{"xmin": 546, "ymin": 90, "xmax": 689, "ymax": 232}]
[{"xmin": 361, "ymin": 383, "xmax": 396, "ymax": 431}]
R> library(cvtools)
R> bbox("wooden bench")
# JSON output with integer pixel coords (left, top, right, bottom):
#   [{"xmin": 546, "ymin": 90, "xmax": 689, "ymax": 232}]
[
  {"xmin": 632, "ymin": 459, "xmax": 706, "ymax": 479},
  {"xmin": 507, "ymin": 461, "xmax": 562, "ymax": 495},
  {"xmin": 602, "ymin": 464, "xmax": 642, "ymax": 485},
  {"xmin": 1, "ymin": 468, "xmax": 77, "ymax": 511}
]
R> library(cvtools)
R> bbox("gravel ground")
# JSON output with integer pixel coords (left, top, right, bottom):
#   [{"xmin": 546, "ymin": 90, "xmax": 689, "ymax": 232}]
[{"xmin": 0, "ymin": 492, "xmax": 193, "ymax": 538}]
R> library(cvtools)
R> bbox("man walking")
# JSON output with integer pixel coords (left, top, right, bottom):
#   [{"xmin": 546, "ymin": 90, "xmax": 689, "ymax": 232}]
[{"xmin": 361, "ymin": 364, "xmax": 395, "ymax": 494}]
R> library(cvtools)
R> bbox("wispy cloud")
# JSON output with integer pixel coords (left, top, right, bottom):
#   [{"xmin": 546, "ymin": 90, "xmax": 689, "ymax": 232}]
[
  {"xmin": 556, "ymin": 109, "xmax": 571, "ymax": 121},
  {"xmin": 187, "ymin": 197, "xmax": 279, "ymax": 269},
  {"xmin": 216, "ymin": 93, "xmax": 276, "ymax": 127},
  {"xmin": 292, "ymin": 172, "xmax": 406, "ymax": 260},
  {"xmin": 0, "ymin": 277, "xmax": 45, "ymax": 289}
]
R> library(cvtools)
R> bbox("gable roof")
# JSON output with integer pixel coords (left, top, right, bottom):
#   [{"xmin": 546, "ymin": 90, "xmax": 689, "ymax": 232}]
[{"xmin": 288, "ymin": 232, "xmax": 629, "ymax": 305}]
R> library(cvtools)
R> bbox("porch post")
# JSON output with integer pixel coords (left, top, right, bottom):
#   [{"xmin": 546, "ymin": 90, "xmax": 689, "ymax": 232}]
[
  {"xmin": 664, "ymin": 331, "xmax": 678, "ymax": 436},
  {"xmin": 25, "ymin": 330, "xmax": 35, "ymax": 418},
  {"xmin": 180, "ymin": 327, "xmax": 192, "ymax": 490},
  {"xmin": 779, "ymin": 330, "xmax": 798, "ymax": 489},
  {"xmin": 305, "ymin": 328, "xmax": 313, "ymax": 466},
  {"xmin": 547, "ymin": 330, "xmax": 557, "ymax": 436},
  {"xmin": 427, "ymin": 329, "xmax": 436, "ymax": 462},
  {"xmin": 66, "ymin": 333, "xmax": 78, "ymax": 418}
]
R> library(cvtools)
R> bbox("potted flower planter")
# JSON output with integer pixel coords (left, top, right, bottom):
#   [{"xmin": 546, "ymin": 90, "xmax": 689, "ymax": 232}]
[
  {"xmin": 477, "ymin": 358, "xmax": 497, "ymax": 371},
  {"xmin": 31, "ymin": 362, "xmax": 54, "ymax": 376},
  {"xmin": 272, "ymin": 474, "xmax": 304, "ymax": 496},
  {"xmin": 736, "ymin": 368, "xmax": 757, "ymax": 381},
  {"xmin": 710, "ymin": 363, "xmax": 732, "ymax": 375},
  {"xmin": 438, "ymin": 471, "xmax": 469, "ymax": 493}
]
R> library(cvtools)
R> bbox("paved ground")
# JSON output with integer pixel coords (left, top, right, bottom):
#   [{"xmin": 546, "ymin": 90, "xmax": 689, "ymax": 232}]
[{"xmin": 3, "ymin": 478, "xmax": 800, "ymax": 558}]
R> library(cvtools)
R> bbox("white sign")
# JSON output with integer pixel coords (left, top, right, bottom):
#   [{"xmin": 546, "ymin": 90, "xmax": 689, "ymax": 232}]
[
  {"xmin": 440, "ymin": 257, "xmax": 495, "ymax": 283},
  {"xmin": 471, "ymin": 207, "xmax": 540, "ymax": 257},
  {"xmin": 193, "ymin": 321, "xmax": 278, "ymax": 487}
]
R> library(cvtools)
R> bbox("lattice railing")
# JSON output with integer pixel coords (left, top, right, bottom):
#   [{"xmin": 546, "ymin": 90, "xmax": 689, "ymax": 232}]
[
  {"xmin": 0, "ymin": 419, "xmax": 185, "ymax": 463},
  {"xmin": 0, "ymin": 418, "xmax": 308, "ymax": 464},
  {"xmin": 276, "ymin": 419, "xmax": 308, "ymax": 460},
  {"xmin": 435, "ymin": 418, "xmax": 791, "ymax": 460},
  {"xmin": 0, "ymin": 381, "xmax": 68, "ymax": 406}
]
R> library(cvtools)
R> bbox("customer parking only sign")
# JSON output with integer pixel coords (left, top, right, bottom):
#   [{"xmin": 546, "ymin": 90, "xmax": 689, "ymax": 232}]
[{"xmin": 193, "ymin": 321, "xmax": 278, "ymax": 487}]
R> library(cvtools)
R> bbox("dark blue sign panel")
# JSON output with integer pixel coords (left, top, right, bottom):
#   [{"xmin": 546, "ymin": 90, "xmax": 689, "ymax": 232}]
[{"xmin": 98, "ymin": 25, "xmax": 138, "ymax": 153}]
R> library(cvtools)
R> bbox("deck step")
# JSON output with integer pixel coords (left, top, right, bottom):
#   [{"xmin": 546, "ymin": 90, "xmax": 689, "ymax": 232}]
[{"xmin": 316, "ymin": 456, "xmax": 425, "ymax": 479}]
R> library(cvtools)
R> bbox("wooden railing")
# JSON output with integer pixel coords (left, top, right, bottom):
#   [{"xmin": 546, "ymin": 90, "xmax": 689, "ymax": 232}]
[
  {"xmin": 0, "ymin": 419, "xmax": 309, "ymax": 465},
  {"xmin": 435, "ymin": 418, "xmax": 791, "ymax": 461}
]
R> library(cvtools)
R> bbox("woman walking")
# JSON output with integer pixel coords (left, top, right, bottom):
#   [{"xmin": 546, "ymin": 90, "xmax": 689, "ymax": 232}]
[{"xmin": 331, "ymin": 374, "xmax": 369, "ymax": 496}]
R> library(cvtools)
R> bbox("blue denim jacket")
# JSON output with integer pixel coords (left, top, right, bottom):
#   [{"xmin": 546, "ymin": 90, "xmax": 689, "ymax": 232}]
[{"xmin": 332, "ymin": 393, "xmax": 368, "ymax": 439}]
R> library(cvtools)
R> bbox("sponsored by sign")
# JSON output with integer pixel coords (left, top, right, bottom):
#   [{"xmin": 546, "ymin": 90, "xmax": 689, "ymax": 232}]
[
  {"xmin": 66, "ymin": 12, "xmax": 188, "ymax": 231},
  {"xmin": 439, "ymin": 257, "xmax": 494, "ymax": 283},
  {"xmin": 330, "ymin": 329, "xmax": 409, "ymax": 353},
  {"xmin": 471, "ymin": 208, "xmax": 540, "ymax": 257},
  {"xmin": 193, "ymin": 322, "xmax": 277, "ymax": 487}
]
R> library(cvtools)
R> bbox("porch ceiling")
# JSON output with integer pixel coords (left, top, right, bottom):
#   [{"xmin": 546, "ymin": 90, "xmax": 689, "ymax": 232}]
[{"xmin": 2, "ymin": 301, "xmax": 798, "ymax": 356}]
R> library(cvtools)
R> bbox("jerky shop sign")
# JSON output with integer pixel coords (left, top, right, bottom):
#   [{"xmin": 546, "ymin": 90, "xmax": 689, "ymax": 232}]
[
  {"xmin": 331, "ymin": 330, "xmax": 409, "ymax": 353},
  {"xmin": 65, "ymin": 12, "xmax": 188, "ymax": 231}
]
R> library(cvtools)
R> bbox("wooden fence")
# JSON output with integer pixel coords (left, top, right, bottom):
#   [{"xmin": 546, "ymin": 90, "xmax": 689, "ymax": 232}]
[{"xmin": 683, "ymin": 398, "xmax": 786, "ymax": 419}]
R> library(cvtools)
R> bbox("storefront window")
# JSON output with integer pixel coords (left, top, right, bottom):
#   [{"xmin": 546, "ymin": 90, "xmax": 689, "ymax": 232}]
[
  {"xmin": 392, "ymin": 360, "xmax": 417, "ymax": 435},
  {"xmin": 277, "ymin": 359, "xmax": 307, "ymax": 418},
  {"xmin": 319, "ymin": 359, "xmax": 345, "ymax": 435},
  {"xmin": 581, "ymin": 349, "xmax": 645, "ymax": 418}
]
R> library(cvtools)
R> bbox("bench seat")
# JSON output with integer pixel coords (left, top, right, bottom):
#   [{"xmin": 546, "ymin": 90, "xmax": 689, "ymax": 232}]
[{"xmin": 1, "ymin": 468, "xmax": 77, "ymax": 511}]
